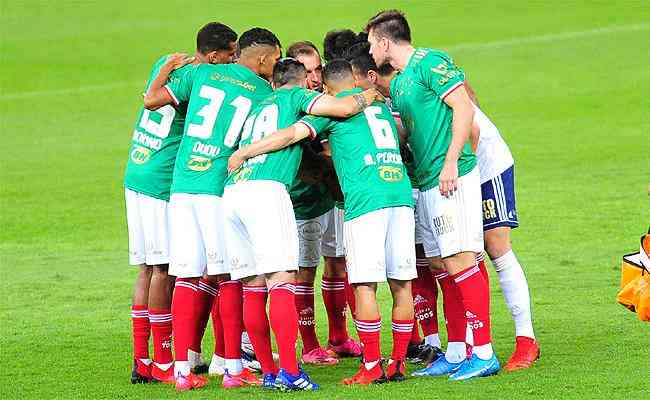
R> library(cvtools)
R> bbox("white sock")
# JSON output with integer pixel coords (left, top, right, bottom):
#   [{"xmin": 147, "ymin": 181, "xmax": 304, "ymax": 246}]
[
  {"xmin": 175, "ymin": 361, "xmax": 190, "ymax": 377},
  {"xmin": 210, "ymin": 354, "xmax": 225, "ymax": 367},
  {"xmin": 225, "ymin": 358, "xmax": 243, "ymax": 375},
  {"xmin": 424, "ymin": 334, "xmax": 441, "ymax": 348},
  {"xmin": 138, "ymin": 358, "xmax": 152, "ymax": 365},
  {"xmin": 492, "ymin": 250, "xmax": 535, "ymax": 339},
  {"xmin": 154, "ymin": 361, "xmax": 173, "ymax": 371},
  {"xmin": 187, "ymin": 349, "xmax": 204, "ymax": 367},
  {"xmin": 364, "ymin": 360, "xmax": 380, "ymax": 370},
  {"xmin": 465, "ymin": 324, "xmax": 474, "ymax": 346},
  {"xmin": 445, "ymin": 342, "xmax": 466, "ymax": 363},
  {"xmin": 473, "ymin": 343, "xmax": 494, "ymax": 360}
]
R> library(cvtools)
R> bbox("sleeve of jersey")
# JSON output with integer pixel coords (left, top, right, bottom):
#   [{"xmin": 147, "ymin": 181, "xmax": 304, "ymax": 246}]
[
  {"xmin": 297, "ymin": 115, "xmax": 330, "ymax": 140},
  {"xmin": 301, "ymin": 90, "xmax": 326, "ymax": 114},
  {"xmin": 422, "ymin": 53, "xmax": 466, "ymax": 100},
  {"xmin": 164, "ymin": 65, "xmax": 196, "ymax": 105}
]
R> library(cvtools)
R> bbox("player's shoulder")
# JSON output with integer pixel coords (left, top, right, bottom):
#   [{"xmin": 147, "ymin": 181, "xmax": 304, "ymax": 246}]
[{"xmin": 412, "ymin": 47, "xmax": 454, "ymax": 70}]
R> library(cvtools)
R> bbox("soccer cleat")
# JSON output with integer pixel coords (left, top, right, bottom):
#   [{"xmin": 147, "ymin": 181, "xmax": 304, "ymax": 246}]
[
  {"xmin": 131, "ymin": 359, "xmax": 151, "ymax": 384},
  {"xmin": 301, "ymin": 347, "xmax": 339, "ymax": 366},
  {"xmin": 326, "ymin": 338, "xmax": 363, "ymax": 358},
  {"xmin": 505, "ymin": 336, "xmax": 540, "ymax": 371},
  {"xmin": 189, "ymin": 350, "xmax": 209, "ymax": 374},
  {"xmin": 262, "ymin": 373, "xmax": 277, "ymax": 389},
  {"xmin": 242, "ymin": 350, "xmax": 262, "ymax": 372},
  {"xmin": 406, "ymin": 341, "xmax": 425, "ymax": 362},
  {"xmin": 151, "ymin": 364, "xmax": 175, "ymax": 384},
  {"xmin": 274, "ymin": 368, "xmax": 320, "ymax": 391},
  {"xmin": 208, "ymin": 356, "xmax": 226, "ymax": 376},
  {"xmin": 386, "ymin": 359, "xmax": 407, "ymax": 382},
  {"xmin": 411, "ymin": 356, "xmax": 463, "ymax": 377},
  {"xmin": 423, "ymin": 346, "xmax": 445, "ymax": 365},
  {"xmin": 175, "ymin": 372, "xmax": 208, "ymax": 392},
  {"xmin": 448, "ymin": 353, "xmax": 500, "ymax": 381},
  {"xmin": 242, "ymin": 333, "xmax": 280, "ymax": 364},
  {"xmin": 342, "ymin": 362, "xmax": 387, "ymax": 385},
  {"xmin": 222, "ymin": 368, "xmax": 262, "ymax": 388}
]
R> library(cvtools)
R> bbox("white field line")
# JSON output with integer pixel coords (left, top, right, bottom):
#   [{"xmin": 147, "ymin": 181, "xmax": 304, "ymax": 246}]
[{"xmin": 1, "ymin": 22, "xmax": 648, "ymax": 102}]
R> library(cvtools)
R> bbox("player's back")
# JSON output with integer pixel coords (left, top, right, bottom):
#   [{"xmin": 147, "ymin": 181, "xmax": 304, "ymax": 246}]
[
  {"xmin": 124, "ymin": 55, "xmax": 192, "ymax": 200},
  {"xmin": 473, "ymin": 105, "xmax": 514, "ymax": 183},
  {"xmin": 166, "ymin": 63, "xmax": 273, "ymax": 196}
]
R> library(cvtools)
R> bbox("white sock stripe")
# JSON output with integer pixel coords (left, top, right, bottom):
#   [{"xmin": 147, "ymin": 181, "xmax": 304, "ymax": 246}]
[
  {"xmin": 321, "ymin": 286, "xmax": 345, "ymax": 291},
  {"xmin": 435, "ymin": 272, "xmax": 449, "ymax": 280},
  {"xmin": 354, "ymin": 320, "xmax": 382, "ymax": 331},
  {"xmin": 476, "ymin": 252, "xmax": 485, "ymax": 262},
  {"xmin": 415, "ymin": 259, "xmax": 430, "ymax": 267},
  {"xmin": 454, "ymin": 266, "xmax": 481, "ymax": 283},
  {"xmin": 219, "ymin": 280, "xmax": 240, "ymax": 287},
  {"xmin": 243, "ymin": 286, "xmax": 268, "ymax": 293},
  {"xmin": 149, "ymin": 317, "xmax": 172, "ymax": 323},
  {"xmin": 175, "ymin": 281, "xmax": 198, "ymax": 291},
  {"xmin": 148, "ymin": 315, "xmax": 172, "ymax": 320},
  {"xmin": 269, "ymin": 283, "xmax": 296, "ymax": 293},
  {"xmin": 197, "ymin": 283, "xmax": 218, "ymax": 296},
  {"xmin": 131, "ymin": 310, "xmax": 148, "ymax": 315},
  {"xmin": 131, "ymin": 314, "xmax": 150, "ymax": 319}
]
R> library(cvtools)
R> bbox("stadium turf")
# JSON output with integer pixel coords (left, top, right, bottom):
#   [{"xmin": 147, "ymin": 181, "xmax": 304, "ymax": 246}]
[{"xmin": 1, "ymin": 1, "xmax": 648, "ymax": 399}]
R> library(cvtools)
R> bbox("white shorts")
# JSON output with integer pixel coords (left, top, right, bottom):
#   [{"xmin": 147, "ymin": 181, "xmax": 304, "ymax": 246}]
[
  {"xmin": 418, "ymin": 167, "xmax": 484, "ymax": 258},
  {"xmin": 168, "ymin": 193, "xmax": 227, "ymax": 278},
  {"xmin": 344, "ymin": 207, "xmax": 417, "ymax": 284},
  {"xmin": 296, "ymin": 208, "xmax": 337, "ymax": 268},
  {"xmin": 125, "ymin": 188, "xmax": 169, "ymax": 266},
  {"xmin": 223, "ymin": 180, "xmax": 299, "ymax": 280},
  {"xmin": 333, "ymin": 206, "xmax": 346, "ymax": 257}
]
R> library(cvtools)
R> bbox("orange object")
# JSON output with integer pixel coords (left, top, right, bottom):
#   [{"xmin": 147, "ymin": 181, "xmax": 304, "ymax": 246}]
[{"xmin": 616, "ymin": 232, "xmax": 650, "ymax": 322}]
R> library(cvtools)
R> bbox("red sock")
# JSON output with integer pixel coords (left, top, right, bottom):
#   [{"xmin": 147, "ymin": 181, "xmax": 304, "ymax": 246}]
[
  {"xmin": 243, "ymin": 285, "xmax": 277, "ymax": 374},
  {"xmin": 131, "ymin": 305, "xmax": 150, "ymax": 361},
  {"xmin": 410, "ymin": 274, "xmax": 423, "ymax": 344},
  {"xmin": 452, "ymin": 265, "xmax": 492, "ymax": 346},
  {"xmin": 171, "ymin": 278, "xmax": 199, "ymax": 363},
  {"xmin": 410, "ymin": 319, "xmax": 422, "ymax": 344},
  {"xmin": 149, "ymin": 308, "xmax": 173, "ymax": 365},
  {"xmin": 193, "ymin": 279, "xmax": 217, "ymax": 354},
  {"xmin": 343, "ymin": 274, "xmax": 356, "ymax": 317},
  {"xmin": 355, "ymin": 318, "xmax": 381, "ymax": 363},
  {"xmin": 391, "ymin": 319, "xmax": 414, "ymax": 361},
  {"xmin": 476, "ymin": 252, "xmax": 489, "ymax": 284},
  {"xmin": 321, "ymin": 276, "xmax": 349, "ymax": 345},
  {"xmin": 415, "ymin": 261, "xmax": 439, "ymax": 337},
  {"xmin": 435, "ymin": 271, "xmax": 466, "ymax": 343},
  {"xmin": 295, "ymin": 282, "xmax": 319, "ymax": 353},
  {"xmin": 269, "ymin": 282, "xmax": 299, "ymax": 375},
  {"xmin": 219, "ymin": 281, "xmax": 243, "ymax": 360},
  {"xmin": 211, "ymin": 290, "xmax": 225, "ymax": 358}
]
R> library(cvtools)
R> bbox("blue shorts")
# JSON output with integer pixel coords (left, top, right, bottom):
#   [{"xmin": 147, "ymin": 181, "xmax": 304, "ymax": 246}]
[{"xmin": 481, "ymin": 165, "xmax": 519, "ymax": 231}]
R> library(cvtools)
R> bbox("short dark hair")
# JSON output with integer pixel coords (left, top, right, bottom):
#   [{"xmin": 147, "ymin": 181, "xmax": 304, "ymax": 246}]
[
  {"xmin": 196, "ymin": 22, "xmax": 238, "ymax": 54},
  {"xmin": 272, "ymin": 58, "xmax": 307, "ymax": 87},
  {"xmin": 286, "ymin": 41, "xmax": 320, "ymax": 59},
  {"xmin": 238, "ymin": 28, "xmax": 281, "ymax": 52},
  {"xmin": 322, "ymin": 59, "xmax": 353, "ymax": 84},
  {"xmin": 377, "ymin": 63, "xmax": 395, "ymax": 76},
  {"xmin": 349, "ymin": 44, "xmax": 377, "ymax": 75},
  {"xmin": 365, "ymin": 9, "xmax": 411, "ymax": 43},
  {"xmin": 323, "ymin": 29, "xmax": 358, "ymax": 62}
]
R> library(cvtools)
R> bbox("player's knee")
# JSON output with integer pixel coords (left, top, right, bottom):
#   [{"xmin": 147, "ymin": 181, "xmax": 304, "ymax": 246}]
[
  {"xmin": 297, "ymin": 267, "xmax": 317, "ymax": 283},
  {"xmin": 323, "ymin": 256, "xmax": 346, "ymax": 278},
  {"xmin": 484, "ymin": 227, "xmax": 512, "ymax": 259},
  {"xmin": 152, "ymin": 264, "xmax": 169, "ymax": 277}
]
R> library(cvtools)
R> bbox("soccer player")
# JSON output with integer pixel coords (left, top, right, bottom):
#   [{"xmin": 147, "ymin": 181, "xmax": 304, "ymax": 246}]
[
  {"xmin": 143, "ymin": 27, "xmax": 282, "ymax": 391},
  {"xmin": 323, "ymin": 29, "xmax": 359, "ymax": 62},
  {"xmin": 228, "ymin": 60, "xmax": 416, "ymax": 385},
  {"xmin": 285, "ymin": 41, "xmax": 361, "ymax": 365},
  {"xmin": 222, "ymin": 58, "xmax": 380, "ymax": 390},
  {"xmin": 470, "ymin": 106, "xmax": 540, "ymax": 370},
  {"xmin": 366, "ymin": 10, "xmax": 500, "ymax": 380},
  {"xmin": 124, "ymin": 22, "xmax": 237, "ymax": 385}
]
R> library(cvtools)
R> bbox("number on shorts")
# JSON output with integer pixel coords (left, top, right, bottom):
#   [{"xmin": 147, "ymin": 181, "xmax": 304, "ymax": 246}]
[
  {"xmin": 364, "ymin": 106, "xmax": 397, "ymax": 149},
  {"xmin": 138, "ymin": 106, "xmax": 176, "ymax": 138}
]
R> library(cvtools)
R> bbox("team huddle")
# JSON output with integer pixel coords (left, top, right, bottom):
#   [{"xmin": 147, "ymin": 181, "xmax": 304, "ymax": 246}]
[{"xmin": 124, "ymin": 10, "xmax": 540, "ymax": 392}]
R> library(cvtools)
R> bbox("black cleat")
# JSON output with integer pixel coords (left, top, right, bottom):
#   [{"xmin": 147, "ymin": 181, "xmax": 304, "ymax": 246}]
[
  {"xmin": 387, "ymin": 359, "xmax": 406, "ymax": 382},
  {"xmin": 131, "ymin": 360, "xmax": 151, "ymax": 384}
]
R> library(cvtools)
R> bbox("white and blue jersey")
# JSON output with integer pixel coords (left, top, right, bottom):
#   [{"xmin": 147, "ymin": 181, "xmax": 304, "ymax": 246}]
[{"xmin": 474, "ymin": 105, "xmax": 518, "ymax": 230}]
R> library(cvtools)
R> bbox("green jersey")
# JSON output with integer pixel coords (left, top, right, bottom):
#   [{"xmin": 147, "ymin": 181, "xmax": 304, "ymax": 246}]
[
  {"xmin": 289, "ymin": 179, "xmax": 335, "ymax": 220},
  {"xmin": 123, "ymin": 55, "xmax": 191, "ymax": 200},
  {"xmin": 301, "ymin": 88, "xmax": 413, "ymax": 221},
  {"xmin": 165, "ymin": 63, "xmax": 273, "ymax": 196},
  {"xmin": 390, "ymin": 48, "xmax": 476, "ymax": 191},
  {"xmin": 225, "ymin": 86, "xmax": 323, "ymax": 188}
]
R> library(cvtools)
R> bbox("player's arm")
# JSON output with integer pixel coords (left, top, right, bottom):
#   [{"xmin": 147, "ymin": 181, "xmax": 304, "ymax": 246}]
[
  {"xmin": 143, "ymin": 53, "xmax": 194, "ymax": 110},
  {"xmin": 469, "ymin": 120, "xmax": 480, "ymax": 152},
  {"xmin": 309, "ymin": 88, "xmax": 383, "ymax": 118},
  {"xmin": 439, "ymin": 85, "xmax": 475, "ymax": 197},
  {"xmin": 464, "ymin": 78, "xmax": 480, "ymax": 107},
  {"xmin": 227, "ymin": 122, "xmax": 314, "ymax": 172}
]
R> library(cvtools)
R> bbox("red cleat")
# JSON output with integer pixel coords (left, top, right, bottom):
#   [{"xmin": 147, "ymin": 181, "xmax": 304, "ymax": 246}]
[
  {"xmin": 151, "ymin": 364, "xmax": 175, "ymax": 384},
  {"xmin": 326, "ymin": 338, "xmax": 363, "ymax": 358},
  {"xmin": 342, "ymin": 362, "xmax": 387, "ymax": 385},
  {"xmin": 131, "ymin": 359, "xmax": 151, "ymax": 384},
  {"xmin": 175, "ymin": 372, "xmax": 209, "ymax": 392},
  {"xmin": 505, "ymin": 336, "xmax": 540, "ymax": 371},
  {"xmin": 222, "ymin": 368, "xmax": 262, "ymax": 388},
  {"xmin": 386, "ymin": 359, "xmax": 406, "ymax": 382}
]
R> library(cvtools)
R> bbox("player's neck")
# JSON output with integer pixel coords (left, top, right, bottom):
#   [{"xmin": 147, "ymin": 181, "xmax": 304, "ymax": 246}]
[
  {"xmin": 392, "ymin": 44, "xmax": 415, "ymax": 71},
  {"xmin": 326, "ymin": 82, "xmax": 354, "ymax": 96},
  {"xmin": 237, "ymin": 57, "xmax": 262, "ymax": 78},
  {"xmin": 193, "ymin": 52, "xmax": 207, "ymax": 64}
]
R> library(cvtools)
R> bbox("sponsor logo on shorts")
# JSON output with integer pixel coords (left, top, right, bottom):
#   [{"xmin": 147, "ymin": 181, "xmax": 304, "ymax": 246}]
[
  {"xmin": 229, "ymin": 257, "xmax": 248, "ymax": 271},
  {"xmin": 432, "ymin": 214, "xmax": 454, "ymax": 236},
  {"xmin": 187, "ymin": 155, "xmax": 211, "ymax": 171},
  {"xmin": 207, "ymin": 252, "xmax": 223, "ymax": 266},
  {"xmin": 378, "ymin": 166, "xmax": 404, "ymax": 182},
  {"xmin": 300, "ymin": 220, "xmax": 322, "ymax": 241},
  {"xmin": 130, "ymin": 145, "xmax": 151, "ymax": 165}
]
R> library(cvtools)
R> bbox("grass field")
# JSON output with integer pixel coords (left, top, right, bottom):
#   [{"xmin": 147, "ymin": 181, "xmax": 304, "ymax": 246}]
[{"xmin": 1, "ymin": 1, "xmax": 649, "ymax": 399}]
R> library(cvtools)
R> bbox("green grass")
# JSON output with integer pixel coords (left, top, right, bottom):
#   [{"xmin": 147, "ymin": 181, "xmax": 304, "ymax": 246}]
[{"xmin": 2, "ymin": 1, "xmax": 649, "ymax": 399}]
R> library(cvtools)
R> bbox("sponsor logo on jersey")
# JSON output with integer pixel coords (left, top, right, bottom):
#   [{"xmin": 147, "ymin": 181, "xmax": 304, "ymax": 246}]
[
  {"xmin": 132, "ymin": 130, "xmax": 162, "ymax": 150},
  {"xmin": 130, "ymin": 145, "xmax": 151, "ymax": 164},
  {"xmin": 192, "ymin": 142, "xmax": 220, "ymax": 157},
  {"xmin": 187, "ymin": 155, "xmax": 212, "ymax": 171},
  {"xmin": 378, "ymin": 166, "xmax": 404, "ymax": 182}
]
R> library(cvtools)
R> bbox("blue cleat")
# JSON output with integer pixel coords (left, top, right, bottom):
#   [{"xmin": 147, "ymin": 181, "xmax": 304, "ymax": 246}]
[
  {"xmin": 411, "ymin": 356, "xmax": 463, "ymax": 377},
  {"xmin": 274, "ymin": 368, "xmax": 320, "ymax": 391},
  {"xmin": 262, "ymin": 373, "xmax": 277, "ymax": 390},
  {"xmin": 449, "ymin": 354, "xmax": 500, "ymax": 381}
]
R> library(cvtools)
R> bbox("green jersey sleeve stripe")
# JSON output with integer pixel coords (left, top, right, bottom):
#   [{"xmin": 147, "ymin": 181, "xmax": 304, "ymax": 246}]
[
  {"xmin": 296, "ymin": 120, "xmax": 317, "ymax": 139},
  {"xmin": 440, "ymin": 81, "xmax": 464, "ymax": 100},
  {"xmin": 306, "ymin": 93, "xmax": 325, "ymax": 114},
  {"xmin": 163, "ymin": 85, "xmax": 179, "ymax": 105}
]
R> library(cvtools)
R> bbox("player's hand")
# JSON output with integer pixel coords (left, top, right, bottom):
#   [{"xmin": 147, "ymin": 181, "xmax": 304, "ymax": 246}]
[
  {"xmin": 439, "ymin": 160, "xmax": 458, "ymax": 197},
  {"xmin": 360, "ymin": 88, "xmax": 384, "ymax": 107},
  {"xmin": 164, "ymin": 53, "xmax": 195, "ymax": 71},
  {"xmin": 227, "ymin": 151, "xmax": 246, "ymax": 173}
]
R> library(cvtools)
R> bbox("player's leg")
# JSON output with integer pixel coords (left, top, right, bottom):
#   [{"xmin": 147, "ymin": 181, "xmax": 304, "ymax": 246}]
[
  {"xmin": 342, "ymin": 209, "xmax": 390, "ymax": 385},
  {"xmin": 385, "ymin": 206, "xmax": 417, "ymax": 381},
  {"xmin": 333, "ymin": 206, "xmax": 356, "ymax": 316},
  {"xmin": 189, "ymin": 274, "xmax": 217, "ymax": 374},
  {"xmin": 208, "ymin": 276, "xmax": 226, "ymax": 376},
  {"xmin": 482, "ymin": 166, "xmax": 538, "ymax": 370},
  {"xmin": 168, "ymin": 194, "xmax": 208, "ymax": 391},
  {"xmin": 125, "ymin": 188, "xmax": 152, "ymax": 383}
]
